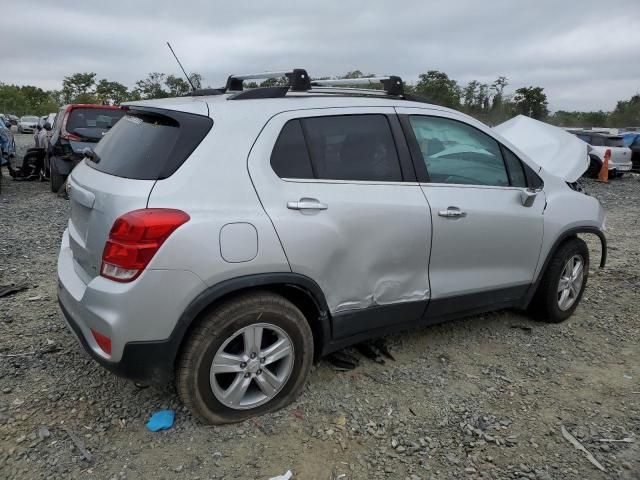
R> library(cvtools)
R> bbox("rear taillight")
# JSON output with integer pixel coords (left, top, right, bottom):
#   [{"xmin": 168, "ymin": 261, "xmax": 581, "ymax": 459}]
[
  {"xmin": 100, "ymin": 209, "xmax": 190, "ymax": 282},
  {"xmin": 60, "ymin": 132, "xmax": 82, "ymax": 141},
  {"xmin": 91, "ymin": 329, "xmax": 112, "ymax": 355}
]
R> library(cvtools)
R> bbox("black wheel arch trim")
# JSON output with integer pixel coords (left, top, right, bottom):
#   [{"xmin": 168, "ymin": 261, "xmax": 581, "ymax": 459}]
[
  {"xmin": 168, "ymin": 273, "xmax": 331, "ymax": 364},
  {"xmin": 524, "ymin": 226, "xmax": 606, "ymax": 307}
]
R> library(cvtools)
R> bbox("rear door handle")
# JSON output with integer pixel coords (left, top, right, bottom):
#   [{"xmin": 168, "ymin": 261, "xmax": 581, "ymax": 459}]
[
  {"xmin": 287, "ymin": 199, "xmax": 328, "ymax": 211},
  {"xmin": 438, "ymin": 207, "xmax": 466, "ymax": 218}
]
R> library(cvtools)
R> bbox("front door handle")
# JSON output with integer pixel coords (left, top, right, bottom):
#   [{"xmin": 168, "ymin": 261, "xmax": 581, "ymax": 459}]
[
  {"xmin": 438, "ymin": 207, "xmax": 466, "ymax": 218},
  {"xmin": 287, "ymin": 199, "xmax": 328, "ymax": 211}
]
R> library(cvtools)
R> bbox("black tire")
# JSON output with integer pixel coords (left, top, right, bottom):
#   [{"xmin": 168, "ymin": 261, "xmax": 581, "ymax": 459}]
[
  {"xmin": 176, "ymin": 292, "xmax": 314, "ymax": 424},
  {"xmin": 50, "ymin": 161, "xmax": 66, "ymax": 193},
  {"xmin": 586, "ymin": 157, "xmax": 601, "ymax": 178},
  {"xmin": 529, "ymin": 237, "xmax": 589, "ymax": 323}
]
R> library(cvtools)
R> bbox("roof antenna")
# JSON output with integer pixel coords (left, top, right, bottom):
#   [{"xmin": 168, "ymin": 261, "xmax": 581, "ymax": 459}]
[{"xmin": 166, "ymin": 42, "xmax": 196, "ymax": 91}]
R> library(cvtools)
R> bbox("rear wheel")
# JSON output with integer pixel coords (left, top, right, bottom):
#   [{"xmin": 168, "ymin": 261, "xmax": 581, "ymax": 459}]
[
  {"xmin": 586, "ymin": 157, "xmax": 601, "ymax": 178},
  {"xmin": 529, "ymin": 237, "xmax": 589, "ymax": 323},
  {"xmin": 177, "ymin": 292, "xmax": 314, "ymax": 424},
  {"xmin": 50, "ymin": 161, "xmax": 65, "ymax": 193}
]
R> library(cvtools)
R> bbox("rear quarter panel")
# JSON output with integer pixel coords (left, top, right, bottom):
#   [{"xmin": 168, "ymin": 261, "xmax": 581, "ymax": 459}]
[{"xmin": 146, "ymin": 112, "xmax": 291, "ymax": 286}]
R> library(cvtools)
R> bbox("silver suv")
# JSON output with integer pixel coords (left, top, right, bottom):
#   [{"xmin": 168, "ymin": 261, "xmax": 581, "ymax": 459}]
[{"xmin": 58, "ymin": 69, "xmax": 606, "ymax": 424}]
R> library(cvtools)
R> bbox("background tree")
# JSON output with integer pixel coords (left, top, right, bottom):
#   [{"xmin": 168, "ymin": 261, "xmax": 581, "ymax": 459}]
[
  {"xmin": 95, "ymin": 79, "xmax": 130, "ymax": 104},
  {"xmin": 134, "ymin": 72, "xmax": 168, "ymax": 99},
  {"xmin": 514, "ymin": 86, "xmax": 549, "ymax": 120},
  {"xmin": 610, "ymin": 94, "xmax": 640, "ymax": 126},
  {"xmin": 414, "ymin": 71, "xmax": 461, "ymax": 109},
  {"xmin": 165, "ymin": 75, "xmax": 192, "ymax": 96},
  {"xmin": 61, "ymin": 72, "xmax": 97, "ymax": 103},
  {"xmin": 189, "ymin": 73, "xmax": 203, "ymax": 89}
]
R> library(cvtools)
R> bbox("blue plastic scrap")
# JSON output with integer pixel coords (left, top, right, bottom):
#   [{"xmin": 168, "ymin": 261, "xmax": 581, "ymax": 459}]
[{"xmin": 146, "ymin": 409, "xmax": 175, "ymax": 432}]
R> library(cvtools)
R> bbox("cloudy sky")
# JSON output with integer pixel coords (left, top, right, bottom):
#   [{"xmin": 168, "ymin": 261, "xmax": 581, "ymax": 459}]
[{"xmin": 3, "ymin": 0, "xmax": 639, "ymax": 111}]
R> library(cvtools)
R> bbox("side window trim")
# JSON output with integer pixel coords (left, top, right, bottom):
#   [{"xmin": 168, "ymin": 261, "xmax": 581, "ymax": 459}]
[
  {"xmin": 387, "ymin": 114, "xmax": 416, "ymax": 182},
  {"xmin": 398, "ymin": 114, "xmax": 430, "ymax": 182},
  {"xmin": 499, "ymin": 144, "xmax": 527, "ymax": 188}
]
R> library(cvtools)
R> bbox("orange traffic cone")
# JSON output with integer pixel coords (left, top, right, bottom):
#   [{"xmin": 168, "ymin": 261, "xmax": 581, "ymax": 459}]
[{"xmin": 597, "ymin": 149, "xmax": 610, "ymax": 183}]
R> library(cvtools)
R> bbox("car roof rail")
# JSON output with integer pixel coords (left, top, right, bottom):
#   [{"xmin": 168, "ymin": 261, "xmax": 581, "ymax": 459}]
[{"xmin": 187, "ymin": 88, "xmax": 225, "ymax": 97}]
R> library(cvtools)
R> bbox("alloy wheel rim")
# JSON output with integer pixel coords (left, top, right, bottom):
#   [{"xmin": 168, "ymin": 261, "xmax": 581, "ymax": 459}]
[
  {"xmin": 557, "ymin": 254, "xmax": 584, "ymax": 311},
  {"xmin": 210, "ymin": 322, "xmax": 294, "ymax": 410}
]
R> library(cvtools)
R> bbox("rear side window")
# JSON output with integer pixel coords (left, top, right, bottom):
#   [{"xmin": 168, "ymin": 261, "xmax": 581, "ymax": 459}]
[
  {"xmin": 270, "ymin": 120, "xmax": 314, "ymax": 179},
  {"xmin": 90, "ymin": 109, "xmax": 213, "ymax": 180},
  {"xmin": 301, "ymin": 115, "xmax": 402, "ymax": 182}
]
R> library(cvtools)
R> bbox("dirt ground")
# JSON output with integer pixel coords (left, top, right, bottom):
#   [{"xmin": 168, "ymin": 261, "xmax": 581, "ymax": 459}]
[{"xmin": 1, "ymin": 134, "xmax": 639, "ymax": 480}]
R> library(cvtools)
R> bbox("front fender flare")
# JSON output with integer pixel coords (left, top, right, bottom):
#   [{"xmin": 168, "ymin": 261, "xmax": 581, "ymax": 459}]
[{"xmin": 524, "ymin": 226, "xmax": 606, "ymax": 307}]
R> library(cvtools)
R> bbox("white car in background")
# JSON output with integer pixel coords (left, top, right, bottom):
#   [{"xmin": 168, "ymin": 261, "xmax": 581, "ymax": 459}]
[
  {"xmin": 571, "ymin": 131, "xmax": 633, "ymax": 178},
  {"xmin": 18, "ymin": 115, "xmax": 40, "ymax": 134}
]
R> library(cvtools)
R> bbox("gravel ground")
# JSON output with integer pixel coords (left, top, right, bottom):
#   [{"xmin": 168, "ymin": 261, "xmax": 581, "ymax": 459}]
[{"xmin": 1, "ymin": 133, "xmax": 639, "ymax": 480}]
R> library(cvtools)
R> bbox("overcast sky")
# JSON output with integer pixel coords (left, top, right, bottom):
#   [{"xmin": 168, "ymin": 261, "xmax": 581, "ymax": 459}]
[{"xmin": 2, "ymin": 0, "xmax": 639, "ymax": 111}]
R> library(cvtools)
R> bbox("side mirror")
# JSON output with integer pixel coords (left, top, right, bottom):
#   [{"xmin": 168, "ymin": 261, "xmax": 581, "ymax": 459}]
[
  {"xmin": 44, "ymin": 122, "xmax": 52, "ymax": 131},
  {"xmin": 520, "ymin": 188, "xmax": 541, "ymax": 207}
]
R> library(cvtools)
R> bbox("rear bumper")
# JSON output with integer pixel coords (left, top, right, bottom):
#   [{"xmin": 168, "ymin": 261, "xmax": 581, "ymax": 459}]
[
  {"xmin": 59, "ymin": 297, "xmax": 175, "ymax": 384},
  {"xmin": 611, "ymin": 162, "xmax": 632, "ymax": 172},
  {"xmin": 57, "ymin": 228, "xmax": 207, "ymax": 384}
]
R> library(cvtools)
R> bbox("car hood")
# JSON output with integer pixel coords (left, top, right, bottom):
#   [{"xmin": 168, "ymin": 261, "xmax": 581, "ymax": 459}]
[{"xmin": 494, "ymin": 115, "xmax": 589, "ymax": 182}]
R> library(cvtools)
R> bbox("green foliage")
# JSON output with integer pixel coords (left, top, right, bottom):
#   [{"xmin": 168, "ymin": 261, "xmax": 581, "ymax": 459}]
[
  {"xmin": 62, "ymin": 72, "xmax": 97, "ymax": 104},
  {"xmin": 610, "ymin": 94, "xmax": 640, "ymax": 126},
  {"xmin": 135, "ymin": 72, "xmax": 168, "ymax": 100},
  {"xmin": 189, "ymin": 73, "xmax": 203, "ymax": 89},
  {"xmin": 165, "ymin": 75, "xmax": 192, "ymax": 96},
  {"xmin": 513, "ymin": 86, "xmax": 549, "ymax": 120},
  {"xmin": 96, "ymin": 80, "xmax": 129, "ymax": 105},
  {"xmin": 414, "ymin": 71, "xmax": 461, "ymax": 109},
  {"xmin": 0, "ymin": 83, "xmax": 59, "ymax": 116}
]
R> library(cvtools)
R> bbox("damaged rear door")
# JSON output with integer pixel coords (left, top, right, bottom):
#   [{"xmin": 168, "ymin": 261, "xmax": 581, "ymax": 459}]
[{"xmin": 248, "ymin": 108, "xmax": 432, "ymax": 338}]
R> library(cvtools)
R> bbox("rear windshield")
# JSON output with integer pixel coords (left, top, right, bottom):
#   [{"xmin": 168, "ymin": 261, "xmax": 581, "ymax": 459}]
[
  {"xmin": 67, "ymin": 108, "xmax": 125, "ymax": 132},
  {"xmin": 605, "ymin": 137, "xmax": 624, "ymax": 148},
  {"xmin": 89, "ymin": 108, "xmax": 213, "ymax": 180}
]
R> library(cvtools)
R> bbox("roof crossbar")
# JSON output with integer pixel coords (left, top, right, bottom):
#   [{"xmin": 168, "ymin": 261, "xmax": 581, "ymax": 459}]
[
  {"xmin": 310, "ymin": 76, "xmax": 404, "ymax": 96},
  {"xmin": 223, "ymin": 69, "xmax": 407, "ymax": 100},
  {"xmin": 225, "ymin": 69, "xmax": 311, "ymax": 92}
]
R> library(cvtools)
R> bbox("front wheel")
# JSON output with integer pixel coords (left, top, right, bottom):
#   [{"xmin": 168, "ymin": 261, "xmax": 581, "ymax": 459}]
[
  {"xmin": 177, "ymin": 292, "xmax": 314, "ymax": 424},
  {"xmin": 529, "ymin": 237, "xmax": 589, "ymax": 323}
]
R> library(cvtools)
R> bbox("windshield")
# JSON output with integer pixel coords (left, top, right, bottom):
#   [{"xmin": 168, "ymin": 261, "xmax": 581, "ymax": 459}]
[{"xmin": 21, "ymin": 116, "xmax": 39, "ymax": 122}]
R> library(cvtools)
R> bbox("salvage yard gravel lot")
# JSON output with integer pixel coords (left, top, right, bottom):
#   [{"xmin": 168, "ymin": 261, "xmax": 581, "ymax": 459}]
[{"xmin": 1, "ymin": 134, "xmax": 639, "ymax": 480}]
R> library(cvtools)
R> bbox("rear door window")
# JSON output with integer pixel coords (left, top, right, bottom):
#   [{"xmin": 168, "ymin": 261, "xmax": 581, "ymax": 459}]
[
  {"xmin": 89, "ymin": 108, "xmax": 213, "ymax": 180},
  {"xmin": 301, "ymin": 115, "xmax": 402, "ymax": 182},
  {"xmin": 270, "ymin": 120, "xmax": 314, "ymax": 179}
]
